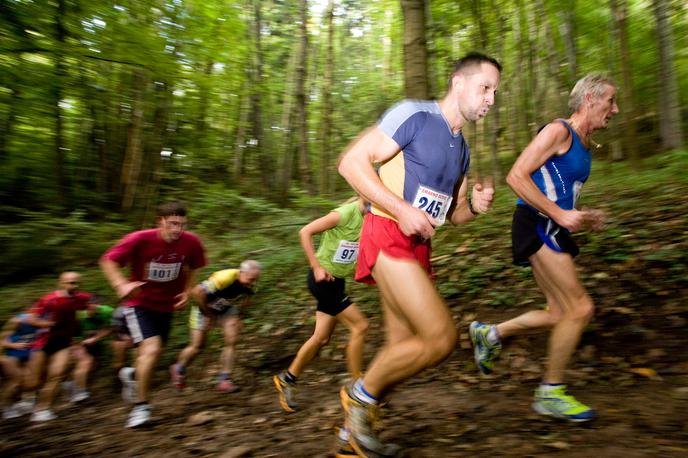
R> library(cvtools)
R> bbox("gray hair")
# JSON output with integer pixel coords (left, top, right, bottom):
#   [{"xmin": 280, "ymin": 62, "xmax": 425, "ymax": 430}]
[
  {"xmin": 568, "ymin": 73, "xmax": 616, "ymax": 112},
  {"xmin": 239, "ymin": 259, "xmax": 261, "ymax": 273}
]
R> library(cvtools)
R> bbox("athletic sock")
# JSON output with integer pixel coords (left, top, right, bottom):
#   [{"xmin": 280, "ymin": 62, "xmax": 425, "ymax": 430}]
[
  {"xmin": 487, "ymin": 326, "xmax": 501, "ymax": 345},
  {"xmin": 540, "ymin": 382, "xmax": 565, "ymax": 393},
  {"xmin": 176, "ymin": 363, "xmax": 186, "ymax": 374},
  {"xmin": 284, "ymin": 371, "xmax": 297, "ymax": 384},
  {"xmin": 218, "ymin": 372, "xmax": 230, "ymax": 381},
  {"xmin": 352, "ymin": 378, "xmax": 379, "ymax": 405}
]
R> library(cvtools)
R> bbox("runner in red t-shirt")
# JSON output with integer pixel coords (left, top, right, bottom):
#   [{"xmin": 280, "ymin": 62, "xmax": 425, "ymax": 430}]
[
  {"xmin": 100, "ymin": 201, "xmax": 207, "ymax": 428},
  {"xmin": 25, "ymin": 271, "xmax": 96, "ymax": 422}
]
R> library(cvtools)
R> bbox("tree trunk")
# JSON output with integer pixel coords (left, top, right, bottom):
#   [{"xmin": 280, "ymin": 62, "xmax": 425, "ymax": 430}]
[
  {"xmin": 120, "ymin": 70, "xmax": 147, "ymax": 213},
  {"xmin": 652, "ymin": 0, "xmax": 684, "ymax": 150},
  {"xmin": 558, "ymin": 0, "xmax": 578, "ymax": 85},
  {"xmin": 609, "ymin": 0, "xmax": 638, "ymax": 163},
  {"xmin": 232, "ymin": 86, "xmax": 250, "ymax": 178},
  {"xmin": 489, "ymin": 0, "xmax": 506, "ymax": 184},
  {"xmin": 319, "ymin": 0, "xmax": 335, "ymax": 195},
  {"xmin": 54, "ymin": 0, "xmax": 69, "ymax": 210},
  {"xmin": 535, "ymin": 0, "xmax": 569, "ymax": 113},
  {"xmin": 248, "ymin": 0, "xmax": 271, "ymax": 190},
  {"xmin": 295, "ymin": 0, "xmax": 314, "ymax": 196},
  {"xmin": 400, "ymin": 0, "xmax": 429, "ymax": 99}
]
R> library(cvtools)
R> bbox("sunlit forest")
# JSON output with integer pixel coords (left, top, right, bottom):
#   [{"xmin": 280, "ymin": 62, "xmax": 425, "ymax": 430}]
[{"xmin": 1, "ymin": 1, "xmax": 687, "ymax": 456}]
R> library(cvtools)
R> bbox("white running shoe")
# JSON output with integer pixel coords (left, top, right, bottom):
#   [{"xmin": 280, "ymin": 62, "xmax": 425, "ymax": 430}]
[
  {"xmin": 126, "ymin": 404, "xmax": 151, "ymax": 428},
  {"xmin": 15, "ymin": 398, "xmax": 36, "ymax": 415},
  {"xmin": 3, "ymin": 406, "xmax": 21, "ymax": 420},
  {"xmin": 70, "ymin": 389, "xmax": 90, "ymax": 403},
  {"xmin": 118, "ymin": 367, "xmax": 137, "ymax": 403},
  {"xmin": 30, "ymin": 409, "xmax": 57, "ymax": 422}
]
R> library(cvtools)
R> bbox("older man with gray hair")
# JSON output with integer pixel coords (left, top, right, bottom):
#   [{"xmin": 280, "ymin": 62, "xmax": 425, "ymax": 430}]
[{"xmin": 170, "ymin": 260, "xmax": 261, "ymax": 393}]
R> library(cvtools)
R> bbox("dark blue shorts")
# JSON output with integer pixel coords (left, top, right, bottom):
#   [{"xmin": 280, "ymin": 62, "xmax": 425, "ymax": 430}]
[
  {"xmin": 121, "ymin": 306, "xmax": 173, "ymax": 345},
  {"xmin": 512, "ymin": 205, "xmax": 579, "ymax": 266}
]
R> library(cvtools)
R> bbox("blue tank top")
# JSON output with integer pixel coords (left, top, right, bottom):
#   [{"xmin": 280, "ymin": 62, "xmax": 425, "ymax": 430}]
[
  {"xmin": 5, "ymin": 314, "xmax": 37, "ymax": 360},
  {"xmin": 517, "ymin": 119, "xmax": 591, "ymax": 211}
]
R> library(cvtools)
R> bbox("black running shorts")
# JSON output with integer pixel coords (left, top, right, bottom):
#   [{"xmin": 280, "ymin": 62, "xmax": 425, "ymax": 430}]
[
  {"xmin": 307, "ymin": 269, "xmax": 352, "ymax": 317},
  {"xmin": 511, "ymin": 205, "xmax": 579, "ymax": 266}
]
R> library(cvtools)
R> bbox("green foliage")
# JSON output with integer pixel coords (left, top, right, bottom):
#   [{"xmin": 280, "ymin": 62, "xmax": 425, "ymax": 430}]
[{"xmin": 0, "ymin": 210, "xmax": 130, "ymax": 284}]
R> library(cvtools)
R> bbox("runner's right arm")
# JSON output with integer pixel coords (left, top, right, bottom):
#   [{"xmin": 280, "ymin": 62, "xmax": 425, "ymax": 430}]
[
  {"xmin": 338, "ymin": 126, "xmax": 436, "ymax": 239},
  {"xmin": 299, "ymin": 212, "xmax": 341, "ymax": 282}
]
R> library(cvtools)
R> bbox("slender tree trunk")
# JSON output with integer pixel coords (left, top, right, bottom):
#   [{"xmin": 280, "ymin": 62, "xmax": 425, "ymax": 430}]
[
  {"xmin": 559, "ymin": 0, "xmax": 578, "ymax": 84},
  {"xmin": 245, "ymin": 0, "xmax": 272, "ymax": 190},
  {"xmin": 535, "ymin": 0, "xmax": 569, "ymax": 113},
  {"xmin": 232, "ymin": 86, "xmax": 250, "ymax": 178},
  {"xmin": 609, "ymin": 0, "xmax": 638, "ymax": 163},
  {"xmin": 120, "ymin": 70, "xmax": 147, "ymax": 212},
  {"xmin": 489, "ymin": 0, "xmax": 506, "ymax": 184},
  {"xmin": 400, "ymin": 0, "xmax": 429, "ymax": 99},
  {"xmin": 141, "ymin": 79, "xmax": 173, "ymax": 223},
  {"xmin": 295, "ymin": 0, "xmax": 314, "ymax": 196},
  {"xmin": 652, "ymin": 0, "xmax": 684, "ymax": 150},
  {"xmin": 54, "ymin": 0, "xmax": 69, "ymax": 209},
  {"xmin": 319, "ymin": 0, "xmax": 335, "ymax": 195},
  {"xmin": 515, "ymin": 0, "xmax": 533, "ymax": 153},
  {"xmin": 0, "ymin": 83, "xmax": 19, "ymax": 163},
  {"xmin": 278, "ymin": 48, "xmax": 299, "ymax": 201}
]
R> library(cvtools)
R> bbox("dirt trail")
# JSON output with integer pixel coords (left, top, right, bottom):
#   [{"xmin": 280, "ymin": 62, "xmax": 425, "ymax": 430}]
[{"xmin": 2, "ymin": 299, "xmax": 687, "ymax": 457}]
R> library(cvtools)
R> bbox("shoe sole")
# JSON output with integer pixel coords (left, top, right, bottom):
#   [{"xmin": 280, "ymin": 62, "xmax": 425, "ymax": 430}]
[
  {"xmin": 532, "ymin": 402, "xmax": 596, "ymax": 423},
  {"xmin": 273, "ymin": 375, "xmax": 297, "ymax": 413}
]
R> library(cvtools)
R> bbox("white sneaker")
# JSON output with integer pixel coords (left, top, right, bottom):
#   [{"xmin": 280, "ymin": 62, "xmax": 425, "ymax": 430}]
[
  {"xmin": 70, "ymin": 389, "xmax": 90, "ymax": 403},
  {"xmin": 118, "ymin": 367, "xmax": 137, "ymax": 403},
  {"xmin": 3, "ymin": 406, "xmax": 21, "ymax": 420},
  {"xmin": 126, "ymin": 404, "xmax": 151, "ymax": 428},
  {"xmin": 30, "ymin": 409, "xmax": 57, "ymax": 422},
  {"xmin": 15, "ymin": 398, "xmax": 36, "ymax": 415}
]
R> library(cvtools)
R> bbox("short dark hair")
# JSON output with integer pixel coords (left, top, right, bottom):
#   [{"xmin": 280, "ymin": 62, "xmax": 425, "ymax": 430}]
[
  {"xmin": 157, "ymin": 201, "xmax": 187, "ymax": 217},
  {"xmin": 447, "ymin": 52, "xmax": 502, "ymax": 89}
]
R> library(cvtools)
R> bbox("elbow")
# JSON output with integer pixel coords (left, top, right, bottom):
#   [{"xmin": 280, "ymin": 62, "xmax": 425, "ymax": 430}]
[
  {"xmin": 506, "ymin": 170, "xmax": 521, "ymax": 192},
  {"xmin": 337, "ymin": 155, "xmax": 352, "ymax": 180}
]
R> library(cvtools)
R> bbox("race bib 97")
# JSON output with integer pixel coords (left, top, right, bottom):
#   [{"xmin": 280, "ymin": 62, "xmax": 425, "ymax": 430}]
[
  {"xmin": 412, "ymin": 185, "xmax": 453, "ymax": 225},
  {"xmin": 147, "ymin": 262, "xmax": 181, "ymax": 282},
  {"xmin": 332, "ymin": 241, "xmax": 359, "ymax": 264}
]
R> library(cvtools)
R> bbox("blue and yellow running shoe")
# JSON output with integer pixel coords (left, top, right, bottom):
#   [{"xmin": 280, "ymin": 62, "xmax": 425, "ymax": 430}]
[
  {"xmin": 533, "ymin": 384, "xmax": 596, "ymax": 422},
  {"xmin": 469, "ymin": 321, "xmax": 502, "ymax": 374}
]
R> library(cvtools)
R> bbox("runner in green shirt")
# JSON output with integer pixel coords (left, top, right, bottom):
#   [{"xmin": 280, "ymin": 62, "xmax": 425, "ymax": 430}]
[{"xmin": 274, "ymin": 198, "xmax": 369, "ymax": 413}]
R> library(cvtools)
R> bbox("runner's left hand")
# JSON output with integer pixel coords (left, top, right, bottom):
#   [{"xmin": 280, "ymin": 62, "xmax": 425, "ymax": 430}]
[{"xmin": 173, "ymin": 291, "xmax": 189, "ymax": 310}]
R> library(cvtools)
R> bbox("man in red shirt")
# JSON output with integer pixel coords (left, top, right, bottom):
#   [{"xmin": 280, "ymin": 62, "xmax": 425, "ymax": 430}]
[
  {"xmin": 100, "ymin": 202, "xmax": 207, "ymax": 428},
  {"xmin": 25, "ymin": 271, "xmax": 95, "ymax": 422}
]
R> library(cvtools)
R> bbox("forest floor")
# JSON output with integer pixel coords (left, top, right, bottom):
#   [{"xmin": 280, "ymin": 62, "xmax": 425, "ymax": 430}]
[
  {"xmin": 1, "ymin": 283, "xmax": 687, "ymax": 458},
  {"xmin": 1, "ymin": 156, "xmax": 687, "ymax": 457}
]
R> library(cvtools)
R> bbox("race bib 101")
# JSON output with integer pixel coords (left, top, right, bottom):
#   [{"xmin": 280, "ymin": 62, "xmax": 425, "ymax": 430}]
[
  {"xmin": 332, "ymin": 240, "xmax": 359, "ymax": 264},
  {"xmin": 147, "ymin": 262, "xmax": 181, "ymax": 282},
  {"xmin": 412, "ymin": 185, "xmax": 453, "ymax": 225}
]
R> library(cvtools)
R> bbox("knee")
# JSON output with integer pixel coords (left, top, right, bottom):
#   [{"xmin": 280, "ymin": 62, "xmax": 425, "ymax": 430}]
[
  {"xmin": 140, "ymin": 343, "xmax": 162, "ymax": 360},
  {"xmin": 565, "ymin": 295, "xmax": 595, "ymax": 323},
  {"xmin": 313, "ymin": 334, "xmax": 331, "ymax": 348},
  {"xmin": 423, "ymin": 326, "xmax": 457, "ymax": 366},
  {"xmin": 351, "ymin": 318, "xmax": 369, "ymax": 338}
]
